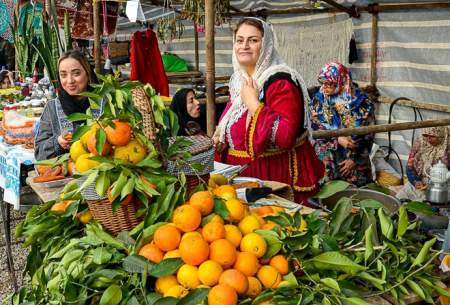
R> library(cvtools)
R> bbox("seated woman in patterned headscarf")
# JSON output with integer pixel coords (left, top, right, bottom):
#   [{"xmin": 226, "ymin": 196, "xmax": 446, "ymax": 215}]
[{"xmin": 310, "ymin": 62, "xmax": 375, "ymax": 187}]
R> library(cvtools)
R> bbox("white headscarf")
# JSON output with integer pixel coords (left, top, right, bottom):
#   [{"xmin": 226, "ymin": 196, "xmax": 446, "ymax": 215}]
[{"xmin": 217, "ymin": 17, "xmax": 311, "ymax": 143}]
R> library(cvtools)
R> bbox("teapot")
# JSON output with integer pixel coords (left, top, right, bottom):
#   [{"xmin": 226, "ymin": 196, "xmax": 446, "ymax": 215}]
[
  {"xmin": 426, "ymin": 161, "xmax": 450, "ymax": 204},
  {"xmin": 427, "ymin": 161, "xmax": 450, "ymax": 184}
]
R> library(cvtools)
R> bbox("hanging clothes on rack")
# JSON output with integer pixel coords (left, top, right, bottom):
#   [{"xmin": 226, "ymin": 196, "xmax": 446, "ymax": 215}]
[{"xmin": 130, "ymin": 29, "xmax": 169, "ymax": 96}]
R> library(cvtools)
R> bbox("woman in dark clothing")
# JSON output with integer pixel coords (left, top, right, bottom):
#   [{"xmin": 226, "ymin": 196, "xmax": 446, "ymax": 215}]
[
  {"xmin": 170, "ymin": 88, "xmax": 206, "ymax": 136},
  {"xmin": 35, "ymin": 50, "xmax": 99, "ymax": 160}
]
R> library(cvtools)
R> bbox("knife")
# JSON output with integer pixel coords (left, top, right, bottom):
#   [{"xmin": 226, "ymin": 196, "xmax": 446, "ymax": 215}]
[{"xmin": 236, "ymin": 187, "xmax": 272, "ymax": 203}]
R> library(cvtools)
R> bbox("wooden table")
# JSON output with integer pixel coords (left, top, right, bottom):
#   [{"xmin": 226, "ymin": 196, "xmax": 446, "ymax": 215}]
[{"xmin": 26, "ymin": 172, "xmax": 64, "ymax": 203}]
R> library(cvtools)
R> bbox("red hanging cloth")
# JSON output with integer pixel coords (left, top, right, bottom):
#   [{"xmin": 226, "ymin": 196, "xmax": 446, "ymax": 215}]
[{"xmin": 130, "ymin": 29, "xmax": 169, "ymax": 96}]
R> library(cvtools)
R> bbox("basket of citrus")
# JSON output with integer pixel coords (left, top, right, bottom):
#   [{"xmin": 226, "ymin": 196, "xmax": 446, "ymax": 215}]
[
  {"xmin": 135, "ymin": 185, "xmax": 295, "ymax": 305},
  {"xmin": 64, "ymin": 77, "xmax": 176, "ymax": 235}
]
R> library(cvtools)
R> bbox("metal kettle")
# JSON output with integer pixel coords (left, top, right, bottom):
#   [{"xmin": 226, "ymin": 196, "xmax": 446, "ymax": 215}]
[{"xmin": 426, "ymin": 161, "xmax": 450, "ymax": 204}]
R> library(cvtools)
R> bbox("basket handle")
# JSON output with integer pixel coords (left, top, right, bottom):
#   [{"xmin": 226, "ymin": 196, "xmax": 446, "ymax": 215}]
[{"xmin": 131, "ymin": 87, "xmax": 166, "ymax": 165}]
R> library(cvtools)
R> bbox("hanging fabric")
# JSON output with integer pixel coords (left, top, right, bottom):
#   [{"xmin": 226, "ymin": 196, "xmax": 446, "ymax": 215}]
[
  {"xmin": 101, "ymin": 0, "xmax": 111, "ymax": 71},
  {"xmin": 130, "ymin": 29, "xmax": 169, "ymax": 96}
]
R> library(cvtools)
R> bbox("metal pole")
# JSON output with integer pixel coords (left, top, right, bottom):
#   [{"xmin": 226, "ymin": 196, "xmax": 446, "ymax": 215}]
[
  {"xmin": 205, "ymin": 0, "xmax": 216, "ymax": 136},
  {"xmin": 93, "ymin": 0, "xmax": 102, "ymax": 73}
]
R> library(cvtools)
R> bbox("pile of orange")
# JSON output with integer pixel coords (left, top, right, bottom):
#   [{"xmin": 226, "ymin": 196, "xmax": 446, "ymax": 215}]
[
  {"xmin": 70, "ymin": 120, "xmax": 147, "ymax": 175},
  {"xmin": 138, "ymin": 187, "xmax": 293, "ymax": 305}
]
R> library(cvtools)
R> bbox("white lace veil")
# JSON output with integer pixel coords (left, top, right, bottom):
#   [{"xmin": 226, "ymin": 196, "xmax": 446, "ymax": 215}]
[{"xmin": 217, "ymin": 17, "xmax": 311, "ymax": 143}]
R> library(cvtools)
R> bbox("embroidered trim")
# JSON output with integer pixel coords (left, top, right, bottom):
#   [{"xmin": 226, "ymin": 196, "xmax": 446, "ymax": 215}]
[
  {"xmin": 270, "ymin": 117, "xmax": 280, "ymax": 147},
  {"xmin": 228, "ymin": 149, "xmax": 250, "ymax": 158},
  {"xmin": 248, "ymin": 103, "xmax": 264, "ymax": 161}
]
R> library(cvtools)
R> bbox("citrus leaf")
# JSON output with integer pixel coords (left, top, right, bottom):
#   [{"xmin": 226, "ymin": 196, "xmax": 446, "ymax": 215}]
[
  {"xmin": 79, "ymin": 170, "xmax": 99, "ymax": 191},
  {"xmin": 177, "ymin": 288, "xmax": 209, "ymax": 305},
  {"xmin": 262, "ymin": 234, "xmax": 282, "ymax": 259},
  {"xmin": 358, "ymin": 199, "xmax": 384, "ymax": 210},
  {"xmin": 127, "ymin": 296, "xmax": 140, "ymax": 305},
  {"xmin": 111, "ymin": 172, "xmax": 127, "ymax": 199},
  {"xmin": 67, "ymin": 112, "xmax": 92, "ymax": 122},
  {"xmin": 93, "ymin": 247, "xmax": 113, "ymax": 265},
  {"xmin": 154, "ymin": 298, "xmax": 178, "ymax": 305},
  {"xmin": 412, "ymin": 238, "xmax": 436, "ymax": 267},
  {"xmin": 145, "ymin": 293, "xmax": 162, "ymax": 305},
  {"xmin": 115, "ymin": 90, "xmax": 124, "ymax": 109},
  {"xmin": 344, "ymin": 297, "xmax": 375, "ymax": 305},
  {"xmin": 307, "ymin": 252, "xmax": 366, "ymax": 275},
  {"xmin": 397, "ymin": 206, "xmax": 408, "ymax": 239},
  {"xmin": 405, "ymin": 201, "xmax": 434, "ymax": 216},
  {"xmin": 122, "ymin": 255, "xmax": 154, "ymax": 274},
  {"xmin": 149, "ymin": 258, "xmax": 184, "ymax": 278},
  {"xmin": 314, "ymin": 180, "xmax": 350, "ymax": 199},
  {"xmin": 214, "ymin": 198, "xmax": 230, "ymax": 220},
  {"xmin": 96, "ymin": 171, "xmax": 110, "ymax": 197},
  {"xmin": 99, "ymin": 284, "xmax": 122, "ymax": 305},
  {"xmin": 95, "ymin": 128, "xmax": 107, "ymax": 157},
  {"xmin": 72, "ymin": 125, "xmax": 91, "ymax": 142},
  {"xmin": 121, "ymin": 177, "xmax": 135, "ymax": 200},
  {"xmin": 330, "ymin": 197, "xmax": 352, "ymax": 236},
  {"xmin": 320, "ymin": 278, "xmax": 340, "ymax": 292},
  {"xmin": 364, "ymin": 225, "xmax": 374, "ymax": 262}
]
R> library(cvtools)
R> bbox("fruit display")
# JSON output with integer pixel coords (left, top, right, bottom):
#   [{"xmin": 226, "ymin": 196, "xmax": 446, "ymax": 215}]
[{"xmin": 33, "ymin": 154, "xmax": 73, "ymax": 182}]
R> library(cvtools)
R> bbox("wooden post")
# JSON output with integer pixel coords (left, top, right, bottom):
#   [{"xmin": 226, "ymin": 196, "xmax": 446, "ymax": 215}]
[
  {"xmin": 194, "ymin": 22, "xmax": 200, "ymax": 72},
  {"xmin": 311, "ymin": 118, "xmax": 450, "ymax": 139},
  {"xmin": 93, "ymin": 0, "xmax": 102, "ymax": 73},
  {"xmin": 205, "ymin": 0, "xmax": 216, "ymax": 136},
  {"xmin": 370, "ymin": 5, "xmax": 378, "ymax": 88}
]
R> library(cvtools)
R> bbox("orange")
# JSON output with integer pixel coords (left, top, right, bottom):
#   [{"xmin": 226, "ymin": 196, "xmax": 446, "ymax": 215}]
[
  {"xmin": 172, "ymin": 204, "xmax": 202, "ymax": 232},
  {"xmin": 155, "ymin": 275, "xmax": 178, "ymax": 295},
  {"xmin": 154, "ymin": 224, "xmax": 181, "ymax": 252},
  {"xmin": 225, "ymin": 199, "xmax": 246, "ymax": 222},
  {"xmin": 219, "ymin": 269, "xmax": 249, "ymax": 295},
  {"xmin": 251, "ymin": 206, "xmax": 273, "ymax": 216},
  {"xmin": 107, "ymin": 188, "xmax": 133, "ymax": 205},
  {"xmin": 224, "ymin": 225, "xmax": 242, "ymax": 248},
  {"xmin": 86, "ymin": 133, "xmax": 111, "ymax": 156},
  {"xmin": 164, "ymin": 285, "xmax": 188, "ymax": 298},
  {"xmin": 269, "ymin": 255, "xmax": 289, "ymax": 275},
  {"xmin": 177, "ymin": 264, "xmax": 200, "ymax": 289},
  {"xmin": 257, "ymin": 265, "xmax": 282, "ymax": 288},
  {"xmin": 105, "ymin": 120, "xmax": 132, "ymax": 146},
  {"xmin": 240, "ymin": 233, "xmax": 267, "ymax": 258},
  {"xmin": 179, "ymin": 235, "xmax": 209, "ymax": 266},
  {"xmin": 202, "ymin": 222, "xmax": 226, "ymax": 243},
  {"xmin": 50, "ymin": 200, "xmax": 72, "ymax": 213},
  {"xmin": 246, "ymin": 277, "xmax": 262, "ymax": 298},
  {"xmin": 139, "ymin": 243, "xmax": 164, "ymax": 263},
  {"xmin": 214, "ymin": 185, "xmax": 237, "ymax": 201},
  {"xmin": 67, "ymin": 159, "xmax": 74, "ymax": 176},
  {"xmin": 262, "ymin": 221, "xmax": 278, "ymax": 230},
  {"xmin": 198, "ymin": 260, "xmax": 223, "ymax": 286},
  {"xmin": 163, "ymin": 249, "xmax": 181, "ymax": 260},
  {"xmin": 80, "ymin": 123, "xmax": 101, "ymax": 146},
  {"xmin": 181, "ymin": 231, "xmax": 202, "ymax": 241},
  {"xmin": 234, "ymin": 252, "xmax": 260, "ymax": 277},
  {"xmin": 209, "ymin": 239, "xmax": 237, "ymax": 269},
  {"xmin": 113, "ymin": 139, "xmax": 147, "ymax": 164},
  {"xmin": 208, "ymin": 284, "xmax": 238, "ymax": 305},
  {"xmin": 239, "ymin": 215, "xmax": 261, "ymax": 235},
  {"xmin": 190, "ymin": 191, "xmax": 214, "ymax": 216},
  {"xmin": 75, "ymin": 153, "xmax": 101, "ymax": 173},
  {"xmin": 69, "ymin": 140, "xmax": 88, "ymax": 162},
  {"xmin": 77, "ymin": 211, "xmax": 92, "ymax": 224},
  {"xmin": 219, "ymin": 269, "xmax": 248, "ymax": 295}
]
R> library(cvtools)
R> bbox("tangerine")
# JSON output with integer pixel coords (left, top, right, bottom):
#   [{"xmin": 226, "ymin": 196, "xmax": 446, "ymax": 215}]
[
  {"xmin": 179, "ymin": 235, "xmax": 209, "ymax": 266},
  {"xmin": 177, "ymin": 264, "xmax": 200, "ymax": 289},
  {"xmin": 240, "ymin": 233, "xmax": 267, "ymax": 258},
  {"xmin": 172, "ymin": 204, "xmax": 202, "ymax": 232},
  {"xmin": 219, "ymin": 269, "xmax": 249, "ymax": 295},
  {"xmin": 225, "ymin": 199, "xmax": 246, "ymax": 222},
  {"xmin": 105, "ymin": 120, "xmax": 132, "ymax": 146},
  {"xmin": 209, "ymin": 239, "xmax": 237, "ymax": 269},
  {"xmin": 189, "ymin": 191, "xmax": 214, "ymax": 216},
  {"xmin": 257, "ymin": 265, "xmax": 282, "ymax": 288},
  {"xmin": 113, "ymin": 139, "xmax": 146, "ymax": 164},
  {"xmin": 155, "ymin": 275, "xmax": 178, "ymax": 295},
  {"xmin": 164, "ymin": 285, "xmax": 188, "ymax": 298},
  {"xmin": 69, "ymin": 140, "xmax": 88, "ymax": 162},
  {"xmin": 246, "ymin": 277, "xmax": 262, "ymax": 298},
  {"xmin": 208, "ymin": 284, "xmax": 238, "ymax": 305},
  {"xmin": 269, "ymin": 255, "xmax": 289, "ymax": 275},
  {"xmin": 239, "ymin": 215, "xmax": 261, "ymax": 235},
  {"xmin": 202, "ymin": 222, "xmax": 226, "ymax": 243},
  {"xmin": 138, "ymin": 243, "xmax": 164, "ymax": 263},
  {"xmin": 154, "ymin": 224, "xmax": 181, "ymax": 252},
  {"xmin": 224, "ymin": 225, "xmax": 243, "ymax": 248},
  {"xmin": 163, "ymin": 249, "xmax": 181, "ymax": 260},
  {"xmin": 234, "ymin": 252, "xmax": 260, "ymax": 277},
  {"xmin": 198, "ymin": 260, "xmax": 223, "ymax": 286}
]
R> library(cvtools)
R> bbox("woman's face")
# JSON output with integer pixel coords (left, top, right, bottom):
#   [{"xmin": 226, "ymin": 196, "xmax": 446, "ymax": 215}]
[
  {"xmin": 59, "ymin": 57, "xmax": 89, "ymax": 96},
  {"xmin": 1, "ymin": 78, "xmax": 11, "ymax": 89},
  {"xmin": 320, "ymin": 81, "xmax": 337, "ymax": 96},
  {"xmin": 234, "ymin": 24, "xmax": 263, "ymax": 70},
  {"xmin": 186, "ymin": 91, "xmax": 200, "ymax": 118},
  {"xmin": 424, "ymin": 134, "xmax": 441, "ymax": 146}
]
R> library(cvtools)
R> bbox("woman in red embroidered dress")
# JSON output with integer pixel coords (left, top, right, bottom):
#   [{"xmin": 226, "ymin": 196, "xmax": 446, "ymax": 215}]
[{"xmin": 213, "ymin": 18, "xmax": 324, "ymax": 203}]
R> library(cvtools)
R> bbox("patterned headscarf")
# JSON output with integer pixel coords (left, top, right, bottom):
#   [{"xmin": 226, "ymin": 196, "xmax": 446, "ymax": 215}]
[
  {"xmin": 311, "ymin": 62, "xmax": 369, "ymax": 130},
  {"xmin": 318, "ymin": 62, "xmax": 353, "ymax": 102},
  {"xmin": 414, "ymin": 126, "xmax": 450, "ymax": 177},
  {"xmin": 217, "ymin": 18, "xmax": 310, "ymax": 144}
]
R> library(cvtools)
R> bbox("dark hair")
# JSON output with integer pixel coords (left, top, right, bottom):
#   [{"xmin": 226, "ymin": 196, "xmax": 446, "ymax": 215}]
[
  {"xmin": 0, "ymin": 70, "xmax": 9, "ymax": 83},
  {"xmin": 58, "ymin": 49, "xmax": 96, "ymax": 84},
  {"xmin": 234, "ymin": 18, "xmax": 264, "ymax": 36}
]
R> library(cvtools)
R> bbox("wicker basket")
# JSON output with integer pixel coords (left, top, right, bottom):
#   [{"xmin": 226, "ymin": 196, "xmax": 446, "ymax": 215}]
[
  {"xmin": 87, "ymin": 199, "xmax": 143, "ymax": 235},
  {"xmin": 167, "ymin": 135, "xmax": 214, "ymax": 196},
  {"xmin": 81, "ymin": 87, "xmax": 160, "ymax": 235}
]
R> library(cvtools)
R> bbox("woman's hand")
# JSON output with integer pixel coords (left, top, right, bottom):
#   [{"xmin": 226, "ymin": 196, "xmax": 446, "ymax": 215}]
[
  {"xmin": 338, "ymin": 136, "xmax": 356, "ymax": 150},
  {"xmin": 57, "ymin": 135, "xmax": 71, "ymax": 150},
  {"xmin": 415, "ymin": 181, "xmax": 427, "ymax": 190},
  {"xmin": 241, "ymin": 78, "xmax": 260, "ymax": 115},
  {"xmin": 212, "ymin": 127, "xmax": 226, "ymax": 153},
  {"xmin": 339, "ymin": 159, "xmax": 355, "ymax": 177}
]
